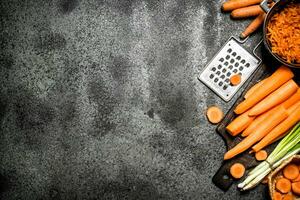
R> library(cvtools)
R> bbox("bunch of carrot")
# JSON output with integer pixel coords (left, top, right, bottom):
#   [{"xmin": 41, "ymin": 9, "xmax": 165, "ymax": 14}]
[
  {"xmin": 222, "ymin": 0, "xmax": 272, "ymax": 38},
  {"xmin": 224, "ymin": 66, "xmax": 300, "ymax": 160},
  {"xmin": 273, "ymin": 163, "xmax": 300, "ymax": 200}
]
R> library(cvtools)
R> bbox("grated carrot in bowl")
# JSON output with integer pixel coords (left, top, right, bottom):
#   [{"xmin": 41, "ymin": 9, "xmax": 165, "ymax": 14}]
[{"xmin": 267, "ymin": 2, "xmax": 300, "ymax": 65}]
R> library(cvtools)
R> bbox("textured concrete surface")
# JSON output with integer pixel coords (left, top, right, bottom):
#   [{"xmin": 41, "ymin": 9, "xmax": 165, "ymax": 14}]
[{"xmin": 0, "ymin": 0, "xmax": 267, "ymax": 199}]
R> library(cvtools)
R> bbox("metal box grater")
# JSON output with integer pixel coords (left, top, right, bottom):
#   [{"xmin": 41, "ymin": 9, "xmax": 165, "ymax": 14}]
[{"xmin": 199, "ymin": 37, "xmax": 262, "ymax": 102}]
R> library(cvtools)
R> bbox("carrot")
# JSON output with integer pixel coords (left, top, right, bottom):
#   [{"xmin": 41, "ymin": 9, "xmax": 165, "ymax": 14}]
[
  {"xmin": 248, "ymin": 80, "xmax": 298, "ymax": 116},
  {"xmin": 231, "ymin": 5, "xmax": 263, "ymax": 19},
  {"xmin": 255, "ymin": 150, "xmax": 268, "ymax": 161},
  {"xmin": 206, "ymin": 106, "xmax": 224, "ymax": 124},
  {"xmin": 276, "ymin": 178, "xmax": 292, "ymax": 194},
  {"xmin": 230, "ymin": 74, "xmax": 242, "ymax": 86},
  {"xmin": 274, "ymin": 192, "xmax": 283, "ymax": 200},
  {"xmin": 226, "ymin": 110, "xmax": 255, "ymax": 136},
  {"xmin": 242, "ymin": 89, "xmax": 300, "ymax": 137},
  {"xmin": 230, "ymin": 163, "xmax": 245, "ymax": 179},
  {"xmin": 252, "ymin": 103, "xmax": 300, "ymax": 152},
  {"xmin": 222, "ymin": 0, "xmax": 262, "ymax": 12},
  {"xmin": 293, "ymin": 174, "xmax": 300, "ymax": 182},
  {"xmin": 292, "ymin": 182, "xmax": 300, "ymax": 195},
  {"xmin": 234, "ymin": 66, "xmax": 294, "ymax": 115},
  {"xmin": 224, "ymin": 106, "xmax": 288, "ymax": 160},
  {"xmin": 282, "ymin": 89, "xmax": 300, "ymax": 109},
  {"xmin": 244, "ymin": 78, "xmax": 268, "ymax": 99},
  {"xmin": 284, "ymin": 164, "xmax": 300, "ymax": 180},
  {"xmin": 240, "ymin": 13, "xmax": 265, "ymax": 39},
  {"xmin": 282, "ymin": 193, "xmax": 293, "ymax": 200}
]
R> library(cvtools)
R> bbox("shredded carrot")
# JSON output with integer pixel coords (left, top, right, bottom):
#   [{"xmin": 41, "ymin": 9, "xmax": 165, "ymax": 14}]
[{"xmin": 267, "ymin": 3, "xmax": 300, "ymax": 64}]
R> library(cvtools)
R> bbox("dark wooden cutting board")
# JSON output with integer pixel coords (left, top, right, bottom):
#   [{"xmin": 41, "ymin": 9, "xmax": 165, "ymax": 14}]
[{"xmin": 212, "ymin": 62, "xmax": 300, "ymax": 191}]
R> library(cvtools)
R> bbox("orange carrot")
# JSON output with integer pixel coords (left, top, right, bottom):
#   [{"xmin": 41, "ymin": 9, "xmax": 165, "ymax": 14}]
[
  {"xmin": 276, "ymin": 178, "xmax": 292, "ymax": 194},
  {"xmin": 240, "ymin": 13, "xmax": 265, "ymax": 39},
  {"xmin": 230, "ymin": 74, "xmax": 242, "ymax": 86},
  {"xmin": 206, "ymin": 106, "xmax": 224, "ymax": 124},
  {"xmin": 231, "ymin": 5, "xmax": 264, "ymax": 19},
  {"xmin": 248, "ymin": 80, "xmax": 298, "ymax": 116},
  {"xmin": 292, "ymin": 182, "xmax": 300, "ymax": 195},
  {"xmin": 252, "ymin": 103, "xmax": 300, "ymax": 152},
  {"xmin": 244, "ymin": 78, "xmax": 268, "ymax": 99},
  {"xmin": 234, "ymin": 66, "xmax": 294, "ymax": 115},
  {"xmin": 282, "ymin": 89, "xmax": 300, "ymax": 109},
  {"xmin": 224, "ymin": 106, "xmax": 288, "ymax": 160},
  {"xmin": 293, "ymin": 174, "xmax": 300, "ymax": 182},
  {"xmin": 226, "ymin": 110, "xmax": 255, "ymax": 136},
  {"xmin": 230, "ymin": 163, "xmax": 245, "ymax": 179},
  {"xmin": 274, "ymin": 192, "xmax": 283, "ymax": 200},
  {"xmin": 255, "ymin": 150, "xmax": 268, "ymax": 161},
  {"xmin": 222, "ymin": 0, "xmax": 262, "ymax": 12},
  {"xmin": 242, "ymin": 89, "xmax": 300, "ymax": 137},
  {"xmin": 282, "ymin": 193, "xmax": 293, "ymax": 200},
  {"xmin": 284, "ymin": 164, "xmax": 300, "ymax": 180}
]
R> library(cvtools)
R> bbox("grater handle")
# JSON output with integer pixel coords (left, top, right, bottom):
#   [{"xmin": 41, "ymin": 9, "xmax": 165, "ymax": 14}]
[
  {"xmin": 252, "ymin": 39, "xmax": 263, "ymax": 62},
  {"xmin": 260, "ymin": 0, "xmax": 279, "ymax": 13}
]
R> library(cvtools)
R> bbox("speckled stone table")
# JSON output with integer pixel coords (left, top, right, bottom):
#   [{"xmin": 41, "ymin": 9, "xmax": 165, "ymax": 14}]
[{"xmin": 0, "ymin": 0, "xmax": 268, "ymax": 199}]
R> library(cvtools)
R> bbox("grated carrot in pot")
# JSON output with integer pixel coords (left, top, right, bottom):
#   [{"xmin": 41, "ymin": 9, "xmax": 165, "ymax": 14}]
[{"xmin": 267, "ymin": 3, "xmax": 300, "ymax": 64}]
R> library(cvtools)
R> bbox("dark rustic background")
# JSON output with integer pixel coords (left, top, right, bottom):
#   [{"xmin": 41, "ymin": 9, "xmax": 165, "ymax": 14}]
[{"xmin": 0, "ymin": 0, "xmax": 267, "ymax": 199}]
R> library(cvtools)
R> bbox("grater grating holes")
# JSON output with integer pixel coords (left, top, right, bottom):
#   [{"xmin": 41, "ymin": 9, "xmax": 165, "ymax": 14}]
[
  {"xmin": 241, "ymin": 59, "xmax": 246, "ymax": 64},
  {"xmin": 209, "ymin": 74, "xmax": 214, "ymax": 79},
  {"xmin": 245, "ymin": 63, "xmax": 250, "ymax": 68},
  {"xmin": 216, "ymin": 71, "xmax": 221, "ymax": 75},
  {"xmin": 234, "ymin": 63, "xmax": 239, "ymax": 67},
  {"xmin": 236, "ymin": 56, "xmax": 241, "ymax": 60},
  {"xmin": 222, "ymin": 68, "xmax": 226, "ymax": 73},
  {"xmin": 218, "ymin": 65, "xmax": 222, "ymax": 69},
  {"xmin": 232, "ymin": 52, "xmax": 237, "ymax": 57},
  {"xmin": 226, "ymin": 72, "xmax": 231, "ymax": 77},
  {"xmin": 229, "ymin": 65, "xmax": 233, "ymax": 70},
  {"xmin": 219, "ymin": 82, "xmax": 223, "ymax": 86},
  {"xmin": 230, "ymin": 59, "xmax": 234, "ymax": 64},
  {"xmin": 233, "ymin": 69, "xmax": 238, "ymax": 73},
  {"xmin": 220, "ymin": 74, "xmax": 225, "ymax": 79},
  {"xmin": 227, "ymin": 48, "xmax": 232, "ymax": 53},
  {"xmin": 239, "ymin": 66, "xmax": 244, "ymax": 71},
  {"xmin": 219, "ymin": 58, "xmax": 224, "ymax": 62},
  {"xmin": 224, "ymin": 61, "xmax": 229, "ymax": 66},
  {"xmin": 214, "ymin": 78, "xmax": 219, "ymax": 82},
  {"xmin": 226, "ymin": 55, "xmax": 230, "ymax": 60},
  {"xmin": 211, "ymin": 67, "xmax": 216, "ymax": 71}
]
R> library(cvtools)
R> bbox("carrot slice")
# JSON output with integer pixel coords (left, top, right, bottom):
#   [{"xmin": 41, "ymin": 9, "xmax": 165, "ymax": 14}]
[
  {"xmin": 230, "ymin": 74, "xmax": 242, "ymax": 86},
  {"xmin": 292, "ymin": 182, "xmax": 300, "ymax": 195},
  {"xmin": 234, "ymin": 66, "xmax": 294, "ymax": 115},
  {"xmin": 284, "ymin": 164, "xmax": 300, "ymax": 180},
  {"xmin": 293, "ymin": 174, "xmax": 300, "ymax": 182},
  {"xmin": 231, "ymin": 5, "xmax": 264, "ymax": 19},
  {"xmin": 222, "ymin": 0, "xmax": 262, "ymax": 12},
  {"xmin": 226, "ymin": 110, "xmax": 255, "ymax": 136},
  {"xmin": 224, "ymin": 106, "xmax": 288, "ymax": 160},
  {"xmin": 255, "ymin": 150, "xmax": 268, "ymax": 161},
  {"xmin": 276, "ymin": 178, "xmax": 292, "ymax": 194},
  {"xmin": 242, "ymin": 89, "xmax": 300, "ymax": 137},
  {"xmin": 206, "ymin": 106, "xmax": 223, "ymax": 124},
  {"xmin": 230, "ymin": 163, "xmax": 245, "ymax": 179},
  {"xmin": 274, "ymin": 192, "xmax": 283, "ymax": 200},
  {"xmin": 252, "ymin": 103, "xmax": 300, "ymax": 152},
  {"xmin": 248, "ymin": 80, "xmax": 298, "ymax": 116},
  {"xmin": 282, "ymin": 193, "xmax": 293, "ymax": 200},
  {"xmin": 244, "ymin": 78, "xmax": 268, "ymax": 99}
]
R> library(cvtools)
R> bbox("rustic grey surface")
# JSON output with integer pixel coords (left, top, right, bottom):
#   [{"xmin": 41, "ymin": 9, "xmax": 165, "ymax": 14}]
[{"xmin": 0, "ymin": 0, "xmax": 267, "ymax": 199}]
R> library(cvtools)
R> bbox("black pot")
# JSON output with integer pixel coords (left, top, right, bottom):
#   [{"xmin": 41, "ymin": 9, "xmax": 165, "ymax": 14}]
[{"xmin": 260, "ymin": 0, "xmax": 300, "ymax": 68}]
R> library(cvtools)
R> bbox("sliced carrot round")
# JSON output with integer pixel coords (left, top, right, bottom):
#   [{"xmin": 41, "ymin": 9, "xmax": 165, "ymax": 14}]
[
  {"xmin": 230, "ymin": 74, "xmax": 242, "ymax": 86},
  {"xmin": 276, "ymin": 178, "xmax": 291, "ymax": 194},
  {"xmin": 230, "ymin": 163, "xmax": 245, "ymax": 179},
  {"xmin": 274, "ymin": 192, "xmax": 283, "ymax": 200},
  {"xmin": 282, "ymin": 193, "xmax": 293, "ymax": 200},
  {"xmin": 292, "ymin": 182, "xmax": 300, "ymax": 195},
  {"xmin": 283, "ymin": 164, "xmax": 299, "ymax": 180},
  {"xmin": 255, "ymin": 150, "xmax": 268, "ymax": 161},
  {"xmin": 206, "ymin": 106, "xmax": 224, "ymax": 124}
]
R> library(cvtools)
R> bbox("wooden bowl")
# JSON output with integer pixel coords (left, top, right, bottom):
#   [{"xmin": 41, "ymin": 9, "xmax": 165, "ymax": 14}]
[{"xmin": 268, "ymin": 155, "xmax": 300, "ymax": 200}]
